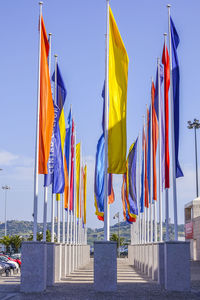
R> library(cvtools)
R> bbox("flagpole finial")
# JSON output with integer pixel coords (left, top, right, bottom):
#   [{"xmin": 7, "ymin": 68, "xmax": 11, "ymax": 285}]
[
  {"xmin": 39, "ymin": 1, "xmax": 43, "ymax": 5},
  {"xmin": 157, "ymin": 57, "xmax": 160, "ymax": 63},
  {"xmin": 54, "ymin": 54, "xmax": 58, "ymax": 58},
  {"xmin": 164, "ymin": 33, "xmax": 167, "ymax": 36},
  {"xmin": 167, "ymin": 4, "xmax": 171, "ymax": 8},
  {"xmin": 49, "ymin": 33, "xmax": 52, "ymax": 36}
]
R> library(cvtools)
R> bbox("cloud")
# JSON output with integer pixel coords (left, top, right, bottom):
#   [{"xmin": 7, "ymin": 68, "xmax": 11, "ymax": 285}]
[{"xmin": 0, "ymin": 150, "xmax": 19, "ymax": 166}]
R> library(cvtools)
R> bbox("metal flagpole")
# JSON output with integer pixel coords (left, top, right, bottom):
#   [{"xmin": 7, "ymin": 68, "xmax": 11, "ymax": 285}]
[
  {"xmin": 67, "ymin": 110, "xmax": 72, "ymax": 244},
  {"xmin": 164, "ymin": 33, "xmax": 169, "ymax": 242},
  {"xmin": 150, "ymin": 82, "xmax": 153, "ymax": 243},
  {"xmin": 33, "ymin": 1, "xmax": 43, "ymax": 242},
  {"xmin": 62, "ymin": 194, "xmax": 65, "ymax": 243},
  {"xmin": 43, "ymin": 32, "xmax": 52, "ymax": 242},
  {"xmin": 143, "ymin": 116, "xmax": 146, "ymax": 244},
  {"xmin": 51, "ymin": 193, "xmax": 55, "ymax": 242},
  {"xmin": 78, "ymin": 143, "xmax": 82, "ymax": 245},
  {"xmin": 138, "ymin": 132, "xmax": 141, "ymax": 244},
  {"xmin": 104, "ymin": 0, "xmax": 110, "ymax": 241},
  {"xmin": 167, "ymin": 4, "xmax": 178, "ymax": 241},
  {"xmin": 157, "ymin": 58, "xmax": 163, "ymax": 242}
]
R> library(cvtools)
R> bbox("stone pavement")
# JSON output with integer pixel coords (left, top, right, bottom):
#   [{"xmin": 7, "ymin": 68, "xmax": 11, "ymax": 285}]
[{"xmin": 0, "ymin": 259, "xmax": 200, "ymax": 299}]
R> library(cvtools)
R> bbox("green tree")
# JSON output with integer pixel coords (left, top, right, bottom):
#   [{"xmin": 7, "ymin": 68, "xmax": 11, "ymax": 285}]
[
  {"xmin": 10, "ymin": 235, "xmax": 23, "ymax": 253},
  {"xmin": 110, "ymin": 233, "xmax": 124, "ymax": 248},
  {"xmin": 0, "ymin": 236, "xmax": 12, "ymax": 253},
  {"xmin": 27, "ymin": 230, "xmax": 51, "ymax": 242}
]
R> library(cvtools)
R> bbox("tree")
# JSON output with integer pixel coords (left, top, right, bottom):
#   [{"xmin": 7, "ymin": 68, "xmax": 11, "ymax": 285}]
[
  {"xmin": 110, "ymin": 233, "xmax": 124, "ymax": 248},
  {"xmin": 10, "ymin": 235, "xmax": 23, "ymax": 253},
  {"xmin": 0, "ymin": 236, "xmax": 12, "ymax": 253},
  {"xmin": 27, "ymin": 230, "xmax": 51, "ymax": 242}
]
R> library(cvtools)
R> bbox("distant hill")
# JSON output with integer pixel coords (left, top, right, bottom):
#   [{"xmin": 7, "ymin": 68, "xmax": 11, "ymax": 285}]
[{"xmin": 0, "ymin": 220, "xmax": 185, "ymax": 246}]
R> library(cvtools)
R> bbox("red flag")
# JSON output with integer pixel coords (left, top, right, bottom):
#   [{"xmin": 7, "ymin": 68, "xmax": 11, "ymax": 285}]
[
  {"xmin": 64, "ymin": 154, "xmax": 69, "ymax": 210},
  {"xmin": 108, "ymin": 174, "xmax": 115, "ymax": 204},
  {"xmin": 69, "ymin": 119, "xmax": 75, "ymax": 211},
  {"xmin": 162, "ymin": 43, "xmax": 170, "ymax": 188},
  {"xmin": 38, "ymin": 16, "xmax": 54, "ymax": 174},
  {"xmin": 152, "ymin": 82, "xmax": 159, "ymax": 200},
  {"xmin": 144, "ymin": 109, "xmax": 149, "ymax": 208}
]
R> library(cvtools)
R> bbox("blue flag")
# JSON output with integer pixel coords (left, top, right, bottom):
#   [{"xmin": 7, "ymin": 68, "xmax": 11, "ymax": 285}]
[
  {"xmin": 94, "ymin": 134, "xmax": 105, "ymax": 213},
  {"xmin": 147, "ymin": 107, "xmax": 151, "ymax": 201},
  {"xmin": 140, "ymin": 151, "xmax": 144, "ymax": 213},
  {"xmin": 170, "ymin": 17, "xmax": 183, "ymax": 178},
  {"xmin": 65, "ymin": 108, "xmax": 72, "ymax": 173},
  {"xmin": 52, "ymin": 64, "xmax": 67, "ymax": 115},
  {"xmin": 127, "ymin": 138, "xmax": 138, "ymax": 216}
]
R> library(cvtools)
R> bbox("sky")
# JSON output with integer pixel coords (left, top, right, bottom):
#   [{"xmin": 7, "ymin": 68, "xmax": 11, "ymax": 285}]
[{"xmin": 0, "ymin": 0, "xmax": 200, "ymax": 230}]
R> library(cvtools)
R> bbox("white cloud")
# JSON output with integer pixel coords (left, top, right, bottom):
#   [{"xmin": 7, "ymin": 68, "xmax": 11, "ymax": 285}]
[{"xmin": 0, "ymin": 150, "xmax": 19, "ymax": 166}]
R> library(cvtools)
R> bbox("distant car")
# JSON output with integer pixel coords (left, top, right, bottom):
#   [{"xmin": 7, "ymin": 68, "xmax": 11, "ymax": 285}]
[
  {"xmin": 0, "ymin": 261, "xmax": 11, "ymax": 276},
  {"xmin": 0, "ymin": 254, "xmax": 21, "ymax": 268},
  {"xmin": 0, "ymin": 256, "xmax": 18, "ymax": 273}
]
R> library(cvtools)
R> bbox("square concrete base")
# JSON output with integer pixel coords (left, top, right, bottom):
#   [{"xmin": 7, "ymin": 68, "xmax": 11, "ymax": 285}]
[
  {"xmin": 21, "ymin": 241, "xmax": 47, "ymax": 293},
  {"xmin": 46, "ymin": 242, "xmax": 55, "ymax": 286},
  {"xmin": 94, "ymin": 241, "xmax": 117, "ymax": 292},
  {"xmin": 61, "ymin": 244, "xmax": 66, "ymax": 279},
  {"xmin": 54, "ymin": 243, "xmax": 61, "ymax": 282},
  {"xmin": 164, "ymin": 241, "xmax": 190, "ymax": 291},
  {"xmin": 158, "ymin": 242, "xmax": 165, "ymax": 288}
]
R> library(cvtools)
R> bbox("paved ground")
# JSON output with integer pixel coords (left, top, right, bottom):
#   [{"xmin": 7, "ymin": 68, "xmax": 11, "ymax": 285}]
[{"xmin": 0, "ymin": 259, "xmax": 200, "ymax": 300}]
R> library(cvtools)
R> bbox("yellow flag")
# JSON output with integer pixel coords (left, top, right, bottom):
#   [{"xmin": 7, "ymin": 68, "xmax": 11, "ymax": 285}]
[
  {"xmin": 76, "ymin": 143, "xmax": 80, "ymax": 218},
  {"xmin": 83, "ymin": 165, "xmax": 87, "ymax": 224},
  {"xmin": 59, "ymin": 109, "xmax": 66, "ymax": 152},
  {"xmin": 108, "ymin": 6, "xmax": 129, "ymax": 174}
]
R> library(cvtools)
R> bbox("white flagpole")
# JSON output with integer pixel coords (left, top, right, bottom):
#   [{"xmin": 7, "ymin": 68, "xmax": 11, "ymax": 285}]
[
  {"xmin": 167, "ymin": 4, "xmax": 178, "ymax": 241},
  {"xmin": 33, "ymin": 1, "xmax": 43, "ymax": 242},
  {"xmin": 62, "ymin": 193, "xmax": 65, "ymax": 243},
  {"xmin": 157, "ymin": 58, "xmax": 163, "ymax": 242},
  {"xmin": 164, "ymin": 33, "xmax": 170, "ymax": 242},
  {"xmin": 104, "ymin": 0, "xmax": 110, "ymax": 241},
  {"xmin": 51, "ymin": 193, "xmax": 55, "ymax": 242},
  {"xmin": 138, "ymin": 132, "xmax": 141, "ymax": 244},
  {"xmin": 143, "ymin": 116, "xmax": 146, "ymax": 244},
  {"xmin": 67, "ymin": 109, "xmax": 72, "ymax": 244},
  {"xmin": 150, "ymin": 82, "xmax": 153, "ymax": 243},
  {"xmin": 78, "ymin": 143, "xmax": 82, "ymax": 245},
  {"xmin": 43, "ymin": 32, "xmax": 52, "ymax": 242}
]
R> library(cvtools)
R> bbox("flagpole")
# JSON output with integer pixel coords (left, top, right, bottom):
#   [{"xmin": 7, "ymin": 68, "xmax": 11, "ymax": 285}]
[
  {"xmin": 143, "ymin": 116, "xmax": 146, "ymax": 244},
  {"xmin": 150, "ymin": 82, "xmax": 153, "ymax": 243},
  {"xmin": 51, "ymin": 193, "xmax": 55, "ymax": 242},
  {"xmin": 43, "ymin": 32, "xmax": 52, "ymax": 242},
  {"xmin": 62, "ymin": 194, "xmax": 65, "ymax": 243},
  {"xmin": 157, "ymin": 58, "xmax": 163, "ymax": 242},
  {"xmin": 33, "ymin": 1, "xmax": 43, "ymax": 242},
  {"xmin": 67, "ymin": 108, "xmax": 72, "ymax": 244},
  {"xmin": 167, "ymin": 4, "xmax": 178, "ymax": 241},
  {"xmin": 163, "ymin": 33, "xmax": 170, "ymax": 242},
  {"xmin": 78, "ymin": 143, "xmax": 82, "ymax": 245},
  {"xmin": 74, "ymin": 128, "xmax": 77, "ymax": 247},
  {"xmin": 104, "ymin": 0, "xmax": 110, "ymax": 241},
  {"xmin": 138, "ymin": 132, "xmax": 141, "ymax": 244},
  {"xmin": 146, "ymin": 105, "xmax": 149, "ymax": 243}
]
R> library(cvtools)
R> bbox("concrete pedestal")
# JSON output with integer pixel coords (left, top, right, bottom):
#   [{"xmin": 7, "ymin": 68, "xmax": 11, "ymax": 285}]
[
  {"xmin": 21, "ymin": 241, "xmax": 47, "ymax": 293},
  {"xmin": 46, "ymin": 242, "xmax": 55, "ymax": 286},
  {"xmin": 152, "ymin": 243, "xmax": 158, "ymax": 281},
  {"xmin": 94, "ymin": 241, "xmax": 117, "ymax": 292},
  {"xmin": 144, "ymin": 244, "xmax": 149, "ymax": 274},
  {"xmin": 61, "ymin": 244, "xmax": 66, "ymax": 279},
  {"xmin": 128, "ymin": 245, "xmax": 134, "ymax": 265},
  {"xmin": 164, "ymin": 241, "xmax": 190, "ymax": 291},
  {"xmin": 74, "ymin": 245, "xmax": 77, "ymax": 270},
  {"xmin": 148, "ymin": 244, "xmax": 153, "ymax": 278},
  {"xmin": 66, "ymin": 244, "xmax": 71, "ymax": 275},
  {"xmin": 158, "ymin": 242, "xmax": 164, "ymax": 288},
  {"xmin": 54, "ymin": 243, "xmax": 61, "ymax": 282},
  {"xmin": 71, "ymin": 244, "xmax": 74, "ymax": 272},
  {"xmin": 83, "ymin": 245, "xmax": 90, "ymax": 265}
]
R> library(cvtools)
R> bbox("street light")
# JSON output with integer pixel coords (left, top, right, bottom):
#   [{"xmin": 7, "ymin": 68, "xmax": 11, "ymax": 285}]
[
  {"xmin": 187, "ymin": 119, "xmax": 200, "ymax": 198},
  {"xmin": 2, "ymin": 185, "xmax": 10, "ymax": 236},
  {"xmin": 113, "ymin": 212, "xmax": 120, "ymax": 258}
]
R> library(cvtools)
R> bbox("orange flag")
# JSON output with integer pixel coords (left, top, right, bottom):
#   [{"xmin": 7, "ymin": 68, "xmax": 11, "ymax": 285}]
[{"xmin": 38, "ymin": 16, "xmax": 54, "ymax": 174}]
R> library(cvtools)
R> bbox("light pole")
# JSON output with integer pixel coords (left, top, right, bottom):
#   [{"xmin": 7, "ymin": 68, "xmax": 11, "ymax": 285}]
[
  {"xmin": 113, "ymin": 212, "xmax": 120, "ymax": 258},
  {"xmin": 2, "ymin": 185, "xmax": 10, "ymax": 236},
  {"xmin": 188, "ymin": 119, "xmax": 200, "ymax": 198}
]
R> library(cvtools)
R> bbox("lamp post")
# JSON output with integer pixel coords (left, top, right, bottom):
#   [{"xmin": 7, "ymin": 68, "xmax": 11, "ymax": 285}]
[
  {"xmin": 2, "ymin": 185, "xmax": 10, "ymax": 236},
  {"xmin": 113, "ymin": 212, "xmax": 120, "ymax": 258},
  {"xmin": 187, "ymin": 119, "xmax": 200, "ymax": 198}
]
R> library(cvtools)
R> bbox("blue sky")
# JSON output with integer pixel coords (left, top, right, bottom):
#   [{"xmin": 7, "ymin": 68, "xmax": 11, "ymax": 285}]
[{"xmin": 0, "ymin": 0, "xmax": 200, "ymax": 229}]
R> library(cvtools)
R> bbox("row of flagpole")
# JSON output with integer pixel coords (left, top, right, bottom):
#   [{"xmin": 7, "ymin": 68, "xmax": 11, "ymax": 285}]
[
  {"xmin": 33, "ymin": 2, "xmax": 87, "ymax": 248},
  {"xmin": 132, "ymin": 4, "xmax": 182, "ymax": 245}
]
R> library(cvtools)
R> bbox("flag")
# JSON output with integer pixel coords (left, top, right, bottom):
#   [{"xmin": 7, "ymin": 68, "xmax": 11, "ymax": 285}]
[
  {"xmin": 162, "ymin": 42, "xmax": 170, "ymax": 189},
  {"xmin": 63, "ymin": 154, "xmax": 69, "ymax": 209},
  {"xmin": 108, "ymin": 173, "xmax": 115, "ymax": 204},
  {"xmin": 38, "ymin": 16, "xmax": 54, "ymax": 174},
  {"xmin": 154, "ymin": 64, "xmax": 165, "ymax": 189},
  {"xmin": 140, "ymin": 126, "xmax": 145, "ymax": 213},
  {"xmin": 126, "ymin": 139, "xmax": 138, "ymax": 217},
  {"xmin": 94, "ymin": 134, "xmax": 105, "ymax": 214},
  {"xmin": 144, "ymin": 114, "xmax": 149, "ymax": 208},
  {"xmin": 69, "ymin": 119, "xmax": 75, "ymax": 211},
  {"xmin": 170, "ymin": 17, "xmax": 184, "ymax": 178},
  {"xmin": 108, "ymin": 6, "xmax": 129, "ymax": 174},
  {"xmin": 147, "ymin": 106, "xmax": 151, "ymax": 198},
  {"xmin": 121, "ymin": 174, "xmax": 136, "ymax": 223},
  {"xmin": 152, "ymin": 81, "xmax": 158, "ymax": 200},
  {"xmin": 83, "ymin": 165, "xmax": 87, "ymax": 224},
  {"xmin": 76, "ymin": 143, "xmax": 81, "ymax": 218}
]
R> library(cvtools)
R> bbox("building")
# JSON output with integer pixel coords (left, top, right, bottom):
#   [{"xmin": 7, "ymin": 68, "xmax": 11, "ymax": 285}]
[{"xmin": 184, "ymin": 197, "xmax": 200, "ymax": 260}]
